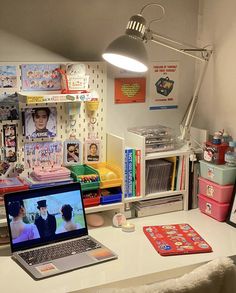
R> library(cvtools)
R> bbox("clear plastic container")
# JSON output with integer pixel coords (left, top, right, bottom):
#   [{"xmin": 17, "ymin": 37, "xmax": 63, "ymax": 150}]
[
  {"xmin": 225, "ymin": 141, "xmax": 236, "ymax": 167},
  {"xmin": 128, "ymin": 125, "xmax": 177, "ymax": 153}
]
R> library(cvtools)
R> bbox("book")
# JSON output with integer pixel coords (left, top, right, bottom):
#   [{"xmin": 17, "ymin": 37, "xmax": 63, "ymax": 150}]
[
  {"xmin": 135, "ymin": 149, "xmax": 141, "ymax": 196},
  {"xmin": 24, "ymin": 176, "xmax": 73, "ymax": 189},
  {"xmin": 131, "ymin": 149, "xmax": 136, "ymax": 197},
  {"xmin": 0, "ymin": 177, "xmax": 24, "ymax": 188},
  {"xmin": 176, "ymin": 156, "xmax": 183, "ymax": 190},
  {"xmin": 132, "ymin": 195, "xmax": 183, "ymax": 217},
  {"xmin": 124, "ymin": 148, "xmax": 133, "ymax": 197},
  {"xmin": 165, "ymin": 156, "xmax": 177, "ymax": 191},
  {"xmin": 0, "ymin": 177, "xmax": 28, "ymax": 194}
]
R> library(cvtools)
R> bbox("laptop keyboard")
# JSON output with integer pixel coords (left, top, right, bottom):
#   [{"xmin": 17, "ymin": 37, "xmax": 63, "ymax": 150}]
[{"xmin": 19, "ymin": 237, "xmax": 102, "ymax": 266}]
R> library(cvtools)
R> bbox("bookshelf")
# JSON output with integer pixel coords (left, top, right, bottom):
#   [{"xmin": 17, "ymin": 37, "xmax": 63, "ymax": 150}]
[{"xmin": 124, "ymin": 130, "xmax": 190, "ymax": 210}]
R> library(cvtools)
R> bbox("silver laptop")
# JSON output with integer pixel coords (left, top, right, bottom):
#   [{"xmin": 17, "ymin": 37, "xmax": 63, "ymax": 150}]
[{"xmin": 4, "ymin": 182, "xmax": 117, "ymax": 280}]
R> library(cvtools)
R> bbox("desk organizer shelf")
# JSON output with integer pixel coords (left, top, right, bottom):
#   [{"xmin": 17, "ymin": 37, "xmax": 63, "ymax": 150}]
[
  {"xmin": 100, "ymin": 187, "xmax": 122, "ymax": 205},
  {"xmin": 67, "ymin": 164, "xmax": 100, "ymax": 191},
  {"xmin": 82, "ymin": 190, "xmax": 100, "ymax": 207},
  {"xmin": 89, "ymin": 162, "xmax": 122, "ymax": 189}
]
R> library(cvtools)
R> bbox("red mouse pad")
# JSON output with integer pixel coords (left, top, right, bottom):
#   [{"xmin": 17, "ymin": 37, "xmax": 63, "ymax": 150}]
[{"xmin": 143, "ymin": 223, "xmax": 212, "ymax": 256}]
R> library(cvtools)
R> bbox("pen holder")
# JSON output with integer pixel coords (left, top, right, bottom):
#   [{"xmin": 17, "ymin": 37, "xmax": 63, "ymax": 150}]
[{"xmin": 86, "ymin": 100, "xmax": 99, "ymax": 112}]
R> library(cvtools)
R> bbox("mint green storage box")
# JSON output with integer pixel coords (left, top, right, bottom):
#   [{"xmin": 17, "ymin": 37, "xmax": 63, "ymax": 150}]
[{"xmin": 199, "ymin": 160, "xmax": 236, "ymax": 185}]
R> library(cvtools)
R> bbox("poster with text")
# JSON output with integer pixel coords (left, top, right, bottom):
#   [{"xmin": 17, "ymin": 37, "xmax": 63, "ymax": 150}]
[{"xmin": 149, "ymin": 61, "xmax": 179, "ymax": 110}]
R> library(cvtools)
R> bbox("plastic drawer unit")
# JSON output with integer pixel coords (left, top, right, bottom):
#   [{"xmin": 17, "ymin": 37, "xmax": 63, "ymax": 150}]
[
  {"xmin": 198, "ymin": 177, "xmax": 234, "ymax": 203},
  {"xmin": 199, "ymin": 160, "xmax": 236, "ymax": 185},
  {"xmin": 198, "ymin": 194, "xmax": 230, "ymax": 222}
]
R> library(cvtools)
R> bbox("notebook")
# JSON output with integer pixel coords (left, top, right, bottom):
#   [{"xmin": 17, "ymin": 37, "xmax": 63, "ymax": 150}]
[
  {"xmin": 4, "ymin": 182, "xmax": 117, "ymax": 280},
  {"xmin": 143, "ymin": 223, "xmax": 212, "ymax": 256}
]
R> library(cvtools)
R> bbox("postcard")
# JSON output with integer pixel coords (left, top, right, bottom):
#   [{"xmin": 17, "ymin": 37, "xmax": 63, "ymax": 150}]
[
  {"xmin": 0, "ymin": 65, "xmax": 17, "ymax": 89},
  {"xmin": 21, "ymin": 64, "xmax": 61, "ymax": 91},
  {"xmin": 24, "ymin": 107, "xmax": 57, "ymax": 139}
]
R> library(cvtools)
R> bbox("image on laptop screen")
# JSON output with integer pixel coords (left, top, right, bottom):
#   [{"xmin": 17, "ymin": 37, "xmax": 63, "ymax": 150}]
[{"xmin": 5, "ymin": 183, "xmax": 88, "ymax": 252}]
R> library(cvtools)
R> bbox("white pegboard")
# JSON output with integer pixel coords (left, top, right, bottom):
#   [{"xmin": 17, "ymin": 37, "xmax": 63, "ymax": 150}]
[{"xmin": 0, "ymin": 61, "xmax": 107, "ymax": 177}]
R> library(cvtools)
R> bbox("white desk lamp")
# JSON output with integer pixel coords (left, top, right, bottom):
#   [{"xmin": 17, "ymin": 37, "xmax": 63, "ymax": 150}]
[{"xmin": 102, "ymin": 3, "xmax": 212, "ymax": 146}]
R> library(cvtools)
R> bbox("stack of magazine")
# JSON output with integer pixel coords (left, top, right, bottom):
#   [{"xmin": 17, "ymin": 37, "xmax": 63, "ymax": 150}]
[
  {"xmin": 24, "ymin": 166, "xmax": 73, "ymax": 189},
  {"xmin": 132, "ymin": 195, "xmax": 183, "ymax": 217}
]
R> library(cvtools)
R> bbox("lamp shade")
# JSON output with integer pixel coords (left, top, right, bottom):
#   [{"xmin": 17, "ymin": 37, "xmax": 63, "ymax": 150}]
[{"xmin": 102, "ymin": 34, "xmax": 148, "ymax": 72}]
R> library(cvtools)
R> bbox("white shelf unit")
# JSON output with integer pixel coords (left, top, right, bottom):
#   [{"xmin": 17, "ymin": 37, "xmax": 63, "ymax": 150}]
[{"xmin": 124, "ymin": 131, "xmax": 190, "ymax": 210}]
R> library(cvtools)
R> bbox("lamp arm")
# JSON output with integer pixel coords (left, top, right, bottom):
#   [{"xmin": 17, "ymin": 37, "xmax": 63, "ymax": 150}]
[
  {"xmin": 144, "ymin": 29, "xmax": 212, "ymax": 143},
  {"xmin": 179, "ymin": 58, "xmax": 210, "ymax": 142},
  {"xmin": 146, "ymin": 30, "xmax": 212, "ymax": 62}
]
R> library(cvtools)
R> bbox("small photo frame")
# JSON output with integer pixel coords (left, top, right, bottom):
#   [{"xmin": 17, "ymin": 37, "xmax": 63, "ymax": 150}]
[
  {"xmin": 64, "ymin": 140, "xmax": 82, "ymax": 165},
  {"xmin": 226, "ymin": 183, "xmax": 236, "ymax": 228},
  {"xmin": 84, "ymin": 140, "xmax": 100, "ymax": 164},
  {"xmin": 24, "ymin": 107, "xmax": 57, "ymax": 139}
]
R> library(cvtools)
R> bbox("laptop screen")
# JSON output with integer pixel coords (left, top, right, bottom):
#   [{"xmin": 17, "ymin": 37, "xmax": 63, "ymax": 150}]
[{"xmin": 4, "ymin": 182, "xmax": 88, "ymax": 253}]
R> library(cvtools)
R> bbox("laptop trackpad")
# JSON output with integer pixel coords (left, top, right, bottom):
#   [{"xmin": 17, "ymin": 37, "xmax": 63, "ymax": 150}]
[{"xmin": 53, "ymin": 253, "xmax": 96, "ymax": 270}]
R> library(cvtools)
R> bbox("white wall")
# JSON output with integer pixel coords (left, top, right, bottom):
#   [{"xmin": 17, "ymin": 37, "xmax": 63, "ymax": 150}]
[
  {"xmin": 0, "ymin": 0, "xmax": 199, "ymax": 138},
  {"xmin": 194, "ymin": 0, "xmax": 236, "ymax": 139}
]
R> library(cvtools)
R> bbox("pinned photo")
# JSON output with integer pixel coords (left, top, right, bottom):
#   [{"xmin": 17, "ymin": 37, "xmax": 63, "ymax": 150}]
[
  {"xmin": 84, "ymin": 140, "xmax": 100, "ymax": 163},
  {"xmin": 24, "ymin": 107, "xmax": 57, "ymax": 139},
  {"xmin": 64, "ymin": 140, "xmax": 82, "ymax": 165}
]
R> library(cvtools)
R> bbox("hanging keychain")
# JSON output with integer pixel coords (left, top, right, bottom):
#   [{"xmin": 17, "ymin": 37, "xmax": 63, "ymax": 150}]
[
  {"xmin": 63, "ymin": 102, "xmax": 83, "ymax": 166},
  {"xmin": 84, "ymin": 91, "xmax": 101, "ymax": 164},
  {"xmin": 15, "ymin": 150, "xmax": 24, "ymax": 175}
]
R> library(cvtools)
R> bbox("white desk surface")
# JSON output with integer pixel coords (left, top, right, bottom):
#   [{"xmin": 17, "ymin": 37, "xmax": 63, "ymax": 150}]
[{"xmin": 1, "ymin": 209, "xmax": 236, "ymax": 293}]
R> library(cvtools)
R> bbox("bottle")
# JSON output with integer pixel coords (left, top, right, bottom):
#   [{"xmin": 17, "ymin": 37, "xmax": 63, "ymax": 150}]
[{"xmin": 225, "ymin": 141, "xmax": 236, "ymax": 167}]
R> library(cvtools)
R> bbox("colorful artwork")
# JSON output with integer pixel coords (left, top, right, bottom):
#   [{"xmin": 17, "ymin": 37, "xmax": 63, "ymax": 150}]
[
  {"xmin": 21, "ymin": 64, "xmax": 61, "ymax": 91},
  {"xmin": 24, "ymin": 141, "xmax": 63, "ymax": 169},
  {"xmin": 0, "ymin": 66, "xmax": 17, "ymax": 89},
  {"xmin": 114, "ymin": 77, "xmax": 146, "ymax": 103},
  {"xmin": 0, "ymin": 92, "xmax": 19, "ymax": 121}
]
